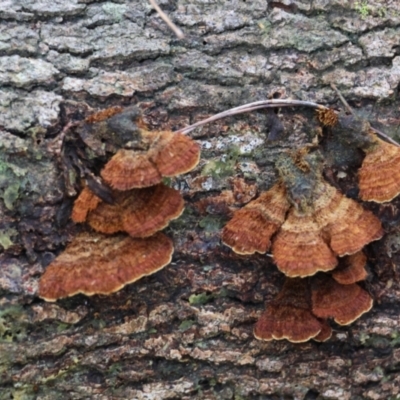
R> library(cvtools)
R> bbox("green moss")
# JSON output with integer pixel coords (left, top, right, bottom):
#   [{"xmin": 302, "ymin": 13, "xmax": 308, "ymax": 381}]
[
  {"xmin": 0, "ymin": 387, "xmax": 36, "ymax": 400},
  {"xmin": 189, "ymin": 292, "xmax": 213, "ymax": 305},
  {"xmin": 179, "ymin": 320, "xmax": 195, "ymax": 332},
  {"xmin": 201, "ymin": 145, "xmax": 241, "ymax": 179}
]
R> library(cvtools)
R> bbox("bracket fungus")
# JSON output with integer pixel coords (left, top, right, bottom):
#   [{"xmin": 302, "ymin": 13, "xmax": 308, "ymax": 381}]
[
  {"xmin": 332, "ymin": 251, "xmax": 368, "ymax": 285},
  {"xmin": 273, "ymin": 178, "xmax": 383, "ymax": 277},
  {"xmin": 221, "ymin": 183, "xmax": 290, "ymax": 255},
  {"xmin": 311, "ymin": 275, "xmax": 373, "ymax": 326},
  {"xmin": 39, "ymin": 232, "xmax": 173, "ymax": 301},
  {"xmin": 254, "ymin": 278, "xmax": 324, "ymax": 343},
  {"xmin": 321, "ymin": 113, "xmax": 400, "ymax": 203},
  {"xmin": 101, "ymin": 130, "xmax": 200, "ymax": 191},
  {"xmin": 40, "ymin": 106, "xmax": 202, "ymax": 301},
  {"xmin": 358, "ymin": 137, "xmax": 400, "ymax": 203},
  {"xmin": 222, "ymin": 151, "xmax": 383, "ymax": 278},
  {"xmin": 72, "ymin": 184, "xmax": 184, "ymax": 238}
]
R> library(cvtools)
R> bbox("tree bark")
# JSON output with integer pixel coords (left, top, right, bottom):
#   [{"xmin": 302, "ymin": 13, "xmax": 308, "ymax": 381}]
[{"xmin": 1, "ymin": 1, "xmax": 400, "ymax": 399}]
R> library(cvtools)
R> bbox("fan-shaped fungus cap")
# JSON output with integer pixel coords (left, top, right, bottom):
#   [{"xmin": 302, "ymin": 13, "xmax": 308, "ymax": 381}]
[
  {"xmin": 101, "ymin": 150, "xmax": 162, "ymax": 190},
  {"xmin": 222, "ymin": 183, "xmax": 290, "ymax": 255},
  {"xmin": 332, "ymin": 251, "xmax": 368, "ymax": 285},
  {"xmin": 101, "ymin": 130, "xmax": 200, "ymax": 191},
  {"xmin": 146, "ymin": 130, "xmax": 200, "ymax": 177},
  {"xmin": 311, "ymin": 275, "xmax": 373, "ymax": 325},
  {"xmin": 254, "ymin": 278, "xmax": 322, "ymax": 343},
  {"xmin": 74, "ymin": 184, "xmax": 184, "ymax": 238},
  {"xmin": 312, "ymin": 181, "xmax": 383, "ymax": 256},
  {"xmin": 38, "ymin": 232, "xmax": 174, "ymax": 301},
  {"xmin": 71, "ymin": 186, "xmax": 102, "ymax": 223},
  {"xmin": 272, "ymin": 151, "xmax": 382, "ymax": 277},
  {"xmin": 359, "ymin": 137, "xmax": 400, "ymax": 203},
  {"xmin": 272, "ymin": 209, "xmax": 337, "ymax": 277},
  {"xmin": 312, "ymin": 320, "xmax": 332, "ymax": 342}
]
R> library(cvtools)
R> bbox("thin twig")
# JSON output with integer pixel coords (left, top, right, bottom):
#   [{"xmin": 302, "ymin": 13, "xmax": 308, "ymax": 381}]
[
  {"xmin": 331, "ymin": 83, "xmax": 400, "ymax": 147},
  {"xmin": 370, "ymin": 127, "xmax": 400, "ymax": 147},
  {"xmin": 148, "ymin": 0, "xmax": 184, "ymax": 39},
  {"xmin": 330, "ymin": 83, "xmax": 354, "ymax": 115},
  {"xmin": 176, "ymin": 99, "xmax": 327, "ymax": 135}
]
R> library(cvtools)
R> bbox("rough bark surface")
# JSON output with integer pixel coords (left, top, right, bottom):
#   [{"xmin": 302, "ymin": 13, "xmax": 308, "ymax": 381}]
[{"xmin": 1, "ymin": 1, "xmax": 400, "ymax": 399}]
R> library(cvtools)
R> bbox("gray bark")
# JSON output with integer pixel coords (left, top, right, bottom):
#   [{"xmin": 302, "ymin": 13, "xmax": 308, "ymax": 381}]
[{"xmin": 1, "ymin": 1, "xmax": 400, "ymax": 399}]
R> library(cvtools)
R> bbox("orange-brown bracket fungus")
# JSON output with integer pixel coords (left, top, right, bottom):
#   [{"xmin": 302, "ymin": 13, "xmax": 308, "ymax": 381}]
[
  {"xmin": 72, "ymin": 184, "xmax": 184, "ymax": 238},
  {"xmin": 332, "ymin": 251, "xmax": 368, "ymax": 285},
  {"xmin": 271, "ymin": 208, "xmax": 338, "ymax": 277},
  {"xmin": 322, "ymin": 113, "xmax": 400, "ymax": 202},
  {"xmin": 359, "ymin": 137, "xmax": 400, "ymax": 203},
  {"xmin": 254, "ymin": 278, "xmax": 323, "ymax": 343},
  {"xmin": 71, "ymin": 186, "xmax": 102, "ymax": 223},
  {"xmin": 101, "ymin": 129, "xmax": 200, "ymax": 191},
  {"xmin": 221, "ymin": 183, "xmax": 290, "ymax": 255},
  {"xmin": 271, "ymin": 151, "xmax": 383, "ymax": 277},
  {"xmin": 311, "ymin": 275, "xmax": 373, "ymax": 325},
  {"xmin": 38, "ymin": 232, "xmax": 173, "ymax": 301}
]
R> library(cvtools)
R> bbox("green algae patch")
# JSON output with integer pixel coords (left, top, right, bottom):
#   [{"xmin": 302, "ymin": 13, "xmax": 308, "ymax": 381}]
[
  {"xmin": 0, "ymin": 305, "xmax": 29, "ymax": 343},
  {"xmin": 189, "ymin": 292, "xmax": 214, "ymax": 306},
  {"xmin": 198, "ymin": 215, "xmax": 226, "ymax": 232},
  {"xmin": 0, "ymin": 228, "xmax": 18, "ymax": 250},
  {"xmin": 0, "ymin": 160, "xmax": 28, "ymax": 210}
]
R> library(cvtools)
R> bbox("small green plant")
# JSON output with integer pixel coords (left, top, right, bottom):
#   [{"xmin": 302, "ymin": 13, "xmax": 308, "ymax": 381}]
[{"xmin": 355, "ymin": 1, "xmax": 371, "ymax": 18}]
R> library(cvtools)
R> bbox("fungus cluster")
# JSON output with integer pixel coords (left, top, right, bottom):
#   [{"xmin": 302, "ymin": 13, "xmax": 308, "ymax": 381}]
[
  {"xmin": 39, "ymin": 108, "xmax": 200, "ymax": 301},
  {"xmin": 222, "ymin": 130, "xmax": 397, "ymax": 342}
]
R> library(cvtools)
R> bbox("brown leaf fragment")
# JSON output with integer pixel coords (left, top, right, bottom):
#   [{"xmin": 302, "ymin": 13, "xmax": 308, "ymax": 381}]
[
  {"xmin": 316, "ymin": 108, "xmax": 338, "ymax": 127},
  {"xmin": 332, "ymin": 252, "xmax": 368, "ymax": 285},
  {"xmin": 87, "ymin": 184, "xmax": 184, "ymax": 238},
  {"xmin": 222, "ymin": 183, "xmax": 290, "ymax": 255},
  {"xmin": 359, "ymin": 137, "xmax": 400, "ymax": 203},
  {"xmin": 38, "ymin": 232, "xmax": 174, "ymax": 301},
  {"xmin": 254, "ymin": 278, "xmax": 322, "ymax": 343},
  {"xmin": 311, "ymin": 275, "xmax": 373, "ymax": 325}
]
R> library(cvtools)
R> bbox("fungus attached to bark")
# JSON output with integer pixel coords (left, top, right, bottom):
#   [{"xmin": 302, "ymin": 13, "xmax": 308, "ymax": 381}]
[
  {"xmin": 312, "ymin": 320, "xmax": 332, "ymax": 342},
  {"xmin": 272, "ymin": 208, "xmax": 338, "ymax": 277},
  {"xmin": 359, "ymin": 137, "xmax": 400, "ymax": 203},
  {"xmin": 71, "ymin": 186, "xmax": 102, "ymax": 223},
  {"xmin": 311, "ymin": 275, "xmax": 373, "ymax": 325},
  {"xmin": 73, "ymin": 184, "xmax": 184, "ymax": 238},
  {"xmin": 101, "ymin": 150, "xmax": 162, "ymax": 190},
  {"xmin": 272, "ymin": 166, "xmax": 382, "ymax": 277},
  {"xmin": 332, "ymin": 251, "xmax": 368, "ymax": 285},
  {"xmin": 312, "ymin": 181, "xmax": 384, "ymax": 256},
  {"xmin": 38, "ymin": 232, "xmax": 173, "ymax": 301},
  {"xmin": 222, "ymin": 183, "xmax": 290, "ymax": 255},
  {"xmin": 101, "ymin": 130, "xmax": 200, "ymax": 191},
  {"xmin": 254, "ymin": 278, "xmax": 322, "ymax": 343}
]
